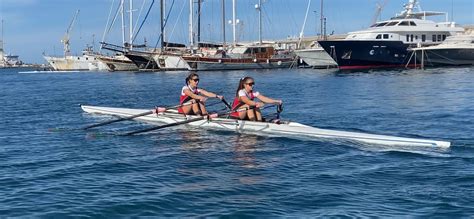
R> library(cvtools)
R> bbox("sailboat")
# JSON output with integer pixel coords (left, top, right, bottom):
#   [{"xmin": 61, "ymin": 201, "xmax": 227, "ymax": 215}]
[{"xmin": 182, "ymin": 0, "xmax": 295, "ymax": 71}]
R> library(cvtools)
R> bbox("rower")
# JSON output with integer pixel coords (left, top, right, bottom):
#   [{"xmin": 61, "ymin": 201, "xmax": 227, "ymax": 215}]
[
  {"xmin": 230, "ymin": 76, "xmax": 282, "ymax": 121},
  {"xmin": 178, "ymin": 73, "xmax": 224, "ymax": 116}
]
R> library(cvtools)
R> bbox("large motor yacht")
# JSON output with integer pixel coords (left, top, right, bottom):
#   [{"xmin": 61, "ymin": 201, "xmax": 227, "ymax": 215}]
[{"xmin": 318, "ymin": 0, "xmax": 464, "ymax": 70}]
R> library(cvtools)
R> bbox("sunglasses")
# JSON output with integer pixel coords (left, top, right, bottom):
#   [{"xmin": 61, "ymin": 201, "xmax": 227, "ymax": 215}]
[
  {"xmin": 245, "ymin": 82, "xmax": 255, "ymax": 86},
  {"xmin": 191, "ymin": 78, "xmax": 200, "ymax": 82}
]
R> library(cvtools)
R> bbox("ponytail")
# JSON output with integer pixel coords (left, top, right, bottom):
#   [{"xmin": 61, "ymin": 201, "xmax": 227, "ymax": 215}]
[{"xmin": 235, "ymin": 76, "xmax": 253, "ymax": 96}]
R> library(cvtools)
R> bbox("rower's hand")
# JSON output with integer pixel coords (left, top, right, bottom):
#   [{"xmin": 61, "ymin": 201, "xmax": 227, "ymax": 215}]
[
  {"xmin": 216, "ymin": 95, "xmax": 224, "ymax": 100},
  {"xmin": 275, "ymin": 100, "xmax": 283, "ymax": 105},
  {"xmin": 198, "ymin": 96, "xmax": 208, "ymax": 102},
  {"xmin": 256, "ymin": 102, "xmax": 265, "ymax": 108}
]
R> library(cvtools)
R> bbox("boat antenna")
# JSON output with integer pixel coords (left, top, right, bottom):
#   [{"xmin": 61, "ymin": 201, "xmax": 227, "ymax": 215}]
[{"xmin": 297, "ymin": 0, "xmax": 311, "ymax": 49}]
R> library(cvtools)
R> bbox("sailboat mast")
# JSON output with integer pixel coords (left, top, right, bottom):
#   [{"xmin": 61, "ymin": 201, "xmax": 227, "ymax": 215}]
[
  {"xmin": 257, "ymin": 0, "xmax": 262, "ymax": 44},
  {"xmin": 120, "ymin": 0, "xmax": 126, "ymax": 48},
  {"xmin": 197, "ymin": 0, "xmax": 201, "ymax": 47},
  {"xmin": 189, "ymin": 0, "xmax": 194, "ymax": 49},
  {"xmin": 222, "ymin": 0, "xmax": 226, "ymax": 47},
  {"xmin": 160, "ymin": 0, "xmax": 164, "ymax": 50},
  {"xmin": 232, "ymin": 0, "xmax": 236, "ymax": 45},
  {"xmin": 129, "ymin": 0, "xmax": 133, "ymax": 49}
]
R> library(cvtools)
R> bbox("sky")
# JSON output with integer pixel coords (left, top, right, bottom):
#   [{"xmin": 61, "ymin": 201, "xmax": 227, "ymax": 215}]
[{"xmin": 1, "ymin": 0, "xmax": 473, "ymax": 64}]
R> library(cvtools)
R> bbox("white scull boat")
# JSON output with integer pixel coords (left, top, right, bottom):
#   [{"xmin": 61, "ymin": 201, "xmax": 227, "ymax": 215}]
[{"xmin": 81, "ymin": 105, "xmax": 451, "ymax": 148}]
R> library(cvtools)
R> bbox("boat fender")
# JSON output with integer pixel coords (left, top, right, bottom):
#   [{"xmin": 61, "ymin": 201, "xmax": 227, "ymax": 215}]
[
  {"xmin": 253, "ymin": 58, "xmax": 257, "ymax": 63},
  {"xmin": 218, "ymin": 59, "xmax": 222, "ymax": 63},
  {"xmin": 266, "ymin": 59, "xmax": 270, "ymax": 63},
  {"xmin": 277, "ymin": 61, "xmax": 282, "ymax": 66}
]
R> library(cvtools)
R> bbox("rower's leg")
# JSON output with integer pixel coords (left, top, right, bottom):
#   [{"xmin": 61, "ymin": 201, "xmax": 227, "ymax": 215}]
[
  {"xmin": 247, "ymin": 109, "xmax": 256, "ymax": 121},
  {"xmin": 181, "ymin": 104, "xmax": 193, "ymax": 114},
  {"xmin": 192, "ymin": 103, "xmax": 202, "ymax": 115},
  {"xmin": 199, "ymin": 102, "xmax": 208, "ymax": 115},
  {"xmin": 255, "ymin": 109, "xmax": 262, "ymax": 122}
]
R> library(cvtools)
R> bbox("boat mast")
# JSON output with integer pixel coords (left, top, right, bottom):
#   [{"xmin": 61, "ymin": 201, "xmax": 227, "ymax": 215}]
[
  {"xmin": 129, "ymin": 0, "xmax": 133, "ymax": 49},
  {"xmin": 232, "ymin": 0, "xmax": 236, "ymax": 46},
  {"xmin": 256, "ymin": 0, "xmax": 262, "ymax": 44},
  {"xmin": 197, "ymin": 0, "xmax": 202, "ymax": 48},
  {"xmin": 222, "ymin": 0, "xmax": 226, "ymax": 47},
  {"xmin": 120, "ymin": 0, "xmax": 126, "ymax": 48},
  {"xmin": 160, "ymin": 0, "xmax": 164, "ymax": 50},
  {"xmin": 189, "ymin": 0, "xmax": 194, "ymax": 49}
]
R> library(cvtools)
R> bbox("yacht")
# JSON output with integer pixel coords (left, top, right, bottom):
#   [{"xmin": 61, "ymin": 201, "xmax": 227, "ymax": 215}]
[
  {"xmin": 318, "ymin": 0, "xmax": 464, "ymax": 70},
  {"xmin": 410, "ymin": 29, "xmax": 474, "ymax": 66}
]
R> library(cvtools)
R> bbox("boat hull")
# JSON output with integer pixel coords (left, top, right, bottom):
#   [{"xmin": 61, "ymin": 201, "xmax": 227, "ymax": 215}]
[
  {"xmin": 294, "ymin": 48, "xmax": 338, "ymax": 68},
  {"xmin": 81, "ymin": 105, "xmax": 450, "ymax": 148},
  {"xmin": 44, "ymin": 55, "xmax": 94, "ymax": 71},
  {"xmin": 414, "ymin": 48, "xmax": 474, "ymax": 66},
  {"xmin": 318, "ymin": 40, "xmax": 413, "ymax": 70},
  {"xmin": 182, "ymin": 57, "xmax": 294, "ymax": 71}
]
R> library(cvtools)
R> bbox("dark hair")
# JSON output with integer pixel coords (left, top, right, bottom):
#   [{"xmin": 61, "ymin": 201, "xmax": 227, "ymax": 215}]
[
  {"xmin": 185, "ymin": 73, "xmax": 199, "ymax": 85},
  {"xmin": 235, "ymin": 76, "xmax": 254, "ymax": 96}
]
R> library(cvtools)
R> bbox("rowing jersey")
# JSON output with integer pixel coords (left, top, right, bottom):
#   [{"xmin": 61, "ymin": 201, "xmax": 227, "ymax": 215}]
[
  {"xmin": 230, "ymin": 89, "xmax": 260, "ymax": 117},
  {"xmin": 178, "ymin": 85, "xmax": 201, "ymax": 113}
]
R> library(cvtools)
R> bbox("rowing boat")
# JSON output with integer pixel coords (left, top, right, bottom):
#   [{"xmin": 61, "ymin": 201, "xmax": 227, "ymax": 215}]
[{"xmin": 80, "ymin": 105, "xmax": 451, "ymax": 148}]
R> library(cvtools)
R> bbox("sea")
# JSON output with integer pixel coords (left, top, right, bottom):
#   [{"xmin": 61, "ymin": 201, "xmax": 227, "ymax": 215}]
[{"xmin": 1, "ymin": 67, "xmax": 473, "ymax": 217}]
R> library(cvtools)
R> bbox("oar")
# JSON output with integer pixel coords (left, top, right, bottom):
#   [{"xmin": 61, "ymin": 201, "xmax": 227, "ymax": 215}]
[
  {"xmin": 81, "ymin": 101, "xmax": 195, "ymax": 130},
  {"xmin": 121, "ymin": 104, "xmax": 277, "ymax": 136},
  {"xmin": 120, "ymin": 114, "xmax": 218, "ymax": 136},
  {"xmin": 221, "ymin": 98, "xmax": 232, "ymax": 110}
]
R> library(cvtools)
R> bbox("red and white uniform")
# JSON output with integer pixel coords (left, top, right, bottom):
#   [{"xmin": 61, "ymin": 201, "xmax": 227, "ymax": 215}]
[
  {"xmin": 178, "ymin": 85, "xmax": 201, "ymax": 113},
  {"xmin": 231, "ymin": 89, "xmax": 260, "ymax": 117}
]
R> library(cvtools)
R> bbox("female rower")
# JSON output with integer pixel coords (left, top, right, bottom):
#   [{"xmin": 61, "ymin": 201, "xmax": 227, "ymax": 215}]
[
  {"xmin": 178, "ymin": 73, "xmax": 224, "ymax": 115},
  {"xmin": 230, "ymin": 77, "xmax": 282, "ymax": 121}
]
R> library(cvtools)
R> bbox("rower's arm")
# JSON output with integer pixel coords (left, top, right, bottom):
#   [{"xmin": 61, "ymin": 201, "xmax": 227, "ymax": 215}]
[
  {"xmin": 240, "ymin": 96, "xmax": 257, "ymax": 106},
  {"xmin": 257, "ymin": 94, "xmax": 282, "ymax": 105},
  {"xmin": 200, "ymin": 89, "xmax": 218, "ymax": 98},
  {"xmin": 183, "ymin": 89, "xmax": 202, "ymax": 100}
]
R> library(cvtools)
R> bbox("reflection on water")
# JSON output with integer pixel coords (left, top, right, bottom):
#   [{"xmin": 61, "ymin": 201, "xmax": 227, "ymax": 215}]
[{"xmin": 232, "ymin": 134, "xmax": 261, "ymax": 169}]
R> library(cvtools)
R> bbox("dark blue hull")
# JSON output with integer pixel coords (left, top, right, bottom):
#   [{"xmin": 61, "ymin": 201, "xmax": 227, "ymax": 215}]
[{"xmin": 319, "ymin": 40, "xmax": 414, "ymax": 70}]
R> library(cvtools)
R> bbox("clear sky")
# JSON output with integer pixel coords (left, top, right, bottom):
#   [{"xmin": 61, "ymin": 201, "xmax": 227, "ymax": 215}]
[{"xmin": 1, "ymin": 0, "xmax": 473, "ymax": 64}]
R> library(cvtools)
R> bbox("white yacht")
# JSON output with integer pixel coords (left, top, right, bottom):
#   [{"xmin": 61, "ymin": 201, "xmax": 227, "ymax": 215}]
[
  {"xmin": 410, "ymin": 29, "xmax": 474, "ymax": 66},
  {"xmin": 318, "ymin": 0, "xmax": 464, "ymax": 70}
]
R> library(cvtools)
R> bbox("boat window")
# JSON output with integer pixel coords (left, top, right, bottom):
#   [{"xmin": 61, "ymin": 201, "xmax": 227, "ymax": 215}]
[
  {"xmin": 376, "ymin": 22, "xmax": 388, "ymax": 27},
  {"xmin": 86, "ymin": 57, "xmax": 89, "ymax": 61},
  {"xmin": 376, "ymin": 34, "xmax": 382, "ymax": 39},
  {"xmin": 422, "ymin": 35, "xmax": 426, "ymax": 42},
  {"xmin": 432, "ymin": 35, "xmax": 437, "ymax": 42},
  {"xmin": 406, "ymin": 35, "xmax": 410, "ymax": 42},
  {"xmin": 443, "ymin": 35, "xmax": 447, "ymax": 41},
  {"xmin": 399, "ymin": 21, "xmax": 409, "ymax": 26},
  {"xmin": 437, "ymin": 35, "xmax": 442, "ymax": 41},
  {"xmin": 261, "ymin": 48, "xmax": 267, "ymax": 53},
  {"xmin": 386, "ymin": 21, "xmax": 399, "ymax": 26},
  {"xmin": 415, "ymin": 35, "xmax": 418, "ymax": 40},
  {"xmin": 409, "ymin": 21, "xmax": 417, "ymax": 26},
  {"xmin": 383, "ymin": 34, "xmax": 389, "ymax": 39},
  {"xmin": 410, "ymin": 35, "xmax": 414, "ymax": 42},
  {"xmin": 77, "ymin": 57, "xmax": 80, "ymax": 60}
]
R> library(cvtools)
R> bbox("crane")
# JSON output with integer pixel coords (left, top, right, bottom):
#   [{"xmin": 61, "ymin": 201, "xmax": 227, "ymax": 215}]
[{"xmin": 61, "ymin": 10, "xmax": 80, "ymax": 56}]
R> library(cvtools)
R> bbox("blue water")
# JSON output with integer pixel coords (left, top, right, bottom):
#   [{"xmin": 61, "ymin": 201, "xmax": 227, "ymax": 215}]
[{"xmin": 1, "ymin": 67, "xmax": 474, "ymax": 217}]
